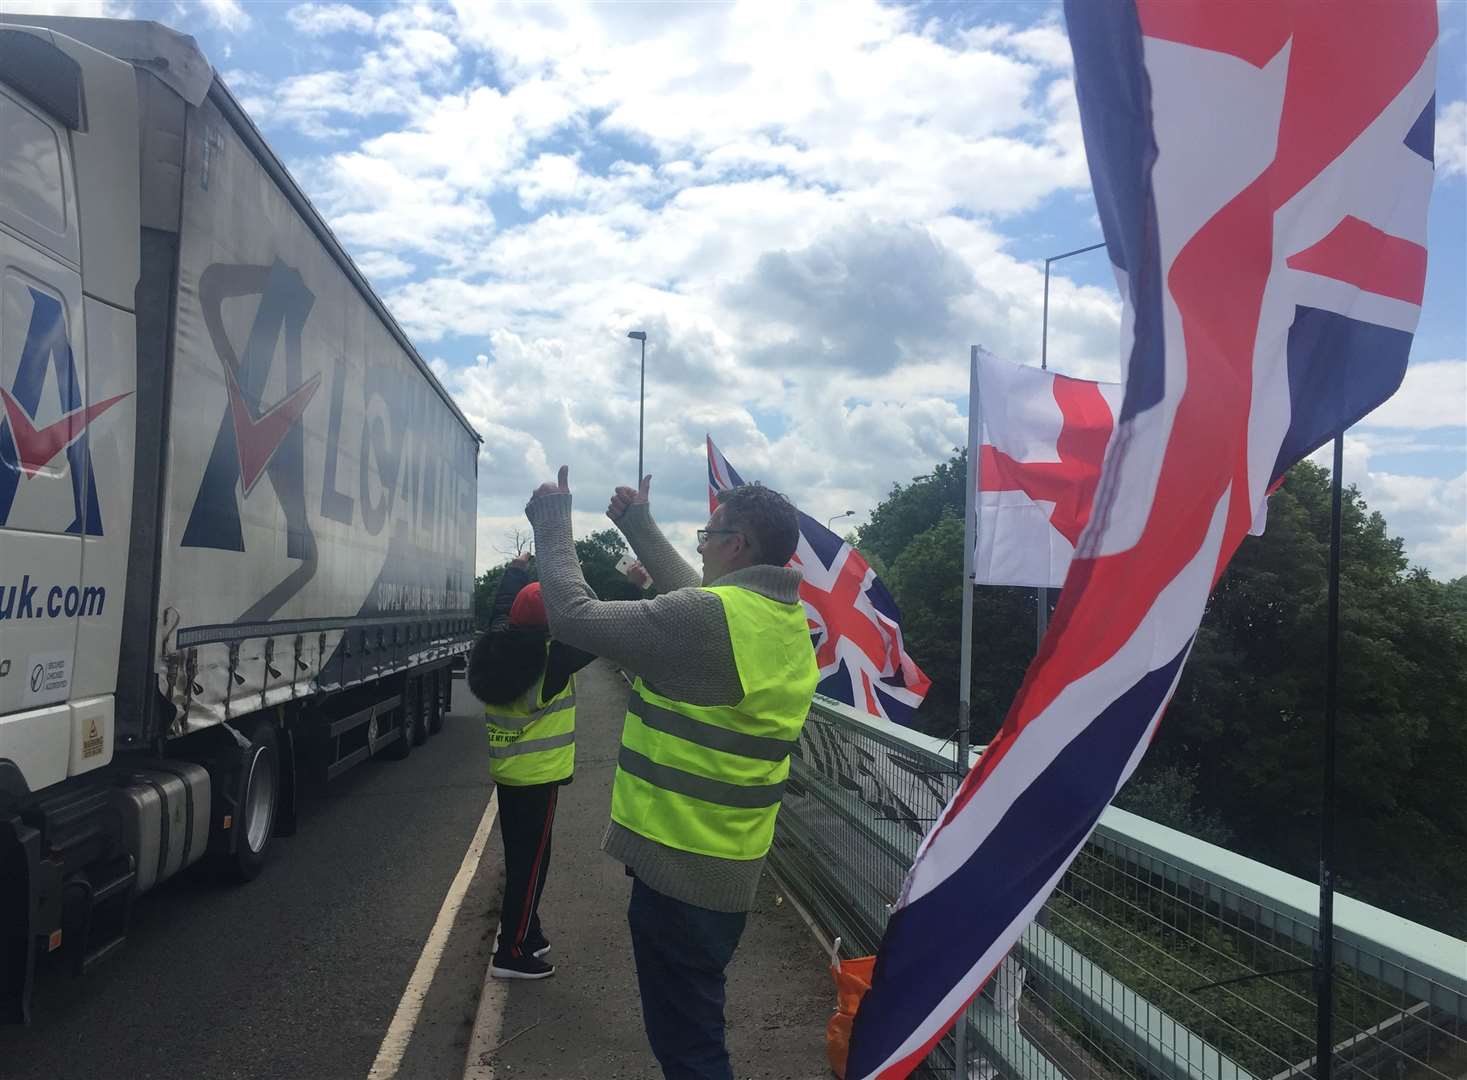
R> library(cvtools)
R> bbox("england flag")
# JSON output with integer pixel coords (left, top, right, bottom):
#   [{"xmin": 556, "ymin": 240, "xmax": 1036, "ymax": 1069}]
[
  {"xmin": 974, "ymin": 354, "xmax": 1124, "ymax": 589},
  {"xmin": 848, "ymin": 2, "xmax": 1438, "ymax": 1076},
  {"xmin": 706, "ymin": 436, "xmax": 931, "ymax": 727}
]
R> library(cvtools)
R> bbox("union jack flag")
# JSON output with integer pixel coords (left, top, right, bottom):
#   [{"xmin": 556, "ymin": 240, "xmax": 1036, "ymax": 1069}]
[
  {"xmin": 706, "ymin": 436, "xmax": 931, "ymax": 727},
  {"xmin": 848, "ymin": 2, "xmax": 1438, "ymax": 1076}
]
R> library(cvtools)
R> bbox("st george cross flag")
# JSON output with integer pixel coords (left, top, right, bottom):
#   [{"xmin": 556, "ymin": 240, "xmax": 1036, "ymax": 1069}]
[
  {"xmin": 974, "ymin": 353, "xmax": 1123, "ymax": 588},
  {"xmin": 848, "ymin": 3, "xmax": 1437, "ymax": 1077},
  {"xmin": 706, "ymin": 436, "xmax": 932, "ymax": 727}
]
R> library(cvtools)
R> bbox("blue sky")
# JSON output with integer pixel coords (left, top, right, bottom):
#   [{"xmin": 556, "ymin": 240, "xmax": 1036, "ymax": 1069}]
[{"xmin": 23, "ymin": 0, "xmax": 1467, "ymax": 577}]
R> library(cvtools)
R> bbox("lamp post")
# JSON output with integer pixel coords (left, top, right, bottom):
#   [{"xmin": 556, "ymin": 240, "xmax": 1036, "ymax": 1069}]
[
  {"xmin": 1037, "ymin": 241, "xmax": 1106, "ymax": 648},
  {"xmin": 627, "ymin": 331, "xmax": 647, "ymax": 481},
  {"xmin": 826, "ymin": 510, "xmax": 855, "ymax": 532}
]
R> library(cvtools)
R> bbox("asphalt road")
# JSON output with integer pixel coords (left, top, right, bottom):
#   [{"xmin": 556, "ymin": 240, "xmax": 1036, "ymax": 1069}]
[
  {"xmin": 0, "ymin": 661, "xmax": 833, "ymax": 1080},
  {"xmin": 0, "ymin": 687, "xmax": 500, "ymax": 1080}
]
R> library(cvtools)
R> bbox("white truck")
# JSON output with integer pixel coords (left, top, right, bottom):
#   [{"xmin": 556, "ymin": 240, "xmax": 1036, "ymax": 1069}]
[{"xmin": 0, "ymin": 17, "xmax": 480, "ymax": 1021}]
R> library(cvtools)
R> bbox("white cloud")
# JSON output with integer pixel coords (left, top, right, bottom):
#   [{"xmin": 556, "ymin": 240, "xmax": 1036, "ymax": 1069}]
[
  {"xmin": 511, "ymin": 153, "xmax": 586, "ymax": 209},
  {"xmin": 0, "ymin": 0, "xmax": 131, "ymax": 14},
  {"xmin": 1310, "ymin": 436, "xmax": 1467, "ymax": 580},
  {"xmin": 1360, "ymin": 359, "xmax": 1467, "ymax": 429},
  {"xmin": 425, "ymin": 0, "xmax": 1086, "ymax": 219},
  {"xmin": 1437, "ymin": 99, "xmax": 1467, "ymax": 178},
  {"xmin": 200, "ymin": 0, "xmax": 251, "ymax": 33},
  {"xmin": 220, "ymin": 0, "xmax": 1458, "ymax": 578},
  {"xmin": 286, "ymin": 2, "xmax": 375, "ymax": 36},
  {"xmin": 353, "ymin": 250, "xmax": 415, "ymax": 282},
  {"xmin": 1364, "ymin": 468, "xmax": 1467, "ymax": 579},
  {"xmin": 726, "ymin": 220, "xmax": 977, "ymax": 375},
  {"xmin": 301, "ymin": 150, "xmax": 498, "ymax": 264},
  {"xmin": 243, "ymin": 7, "xmax": 461, "ymax": 136}
]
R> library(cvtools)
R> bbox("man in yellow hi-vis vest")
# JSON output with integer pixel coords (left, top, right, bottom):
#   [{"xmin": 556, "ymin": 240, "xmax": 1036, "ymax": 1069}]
[
  {"xmin": 467, "ymin": 553, "xmax": 594, "ymax": 980},
  {"xmin": 525, "ymin": 467, "xmax": 818, "ymax": 1080}
]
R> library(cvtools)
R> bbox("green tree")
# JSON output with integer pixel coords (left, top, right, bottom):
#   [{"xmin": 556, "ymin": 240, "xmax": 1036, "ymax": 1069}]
[
  {"xmin": 1131, "ymin": 461, "xmax": 1467, "ymax": 935},
  {"xmin": 575, "ymin": 529, "xmax": 645, "ymax": 601},
  {"xmin": 473, "ymin": 559, "xmax": 530, "ymax": 628},
  {"xmin": 859, "ymin": 449, "xmax": 970, "ymax": 568},
  {"xmin": 858, "ymin": 450, "xmax": 1038, "ymax": 741},
  {"xmin": 882, "ymin": 513, "xmax": 1036, "ymax": 739},
  {"xmin": 1111, "ymin": 764, "xmax": 1235, "ymax": 846},
  {"xmin": 860, "ymin": 450, "xmax": 1467, "ymax": 936}
]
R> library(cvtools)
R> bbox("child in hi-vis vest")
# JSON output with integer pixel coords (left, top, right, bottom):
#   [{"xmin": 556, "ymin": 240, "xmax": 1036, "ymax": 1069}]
[{"xmin": 468, "ymin": 553, "xmax": 594, "ymax": 979}]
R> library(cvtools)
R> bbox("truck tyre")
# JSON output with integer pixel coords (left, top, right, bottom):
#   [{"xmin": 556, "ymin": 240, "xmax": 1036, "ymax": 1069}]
[
  {"xmin": 427, "ymin": 671, "xmax": 446, "ymax": 735},
  {"xmin": 228, "ymin": 721, "xmax": 280, "ymax": 882}
]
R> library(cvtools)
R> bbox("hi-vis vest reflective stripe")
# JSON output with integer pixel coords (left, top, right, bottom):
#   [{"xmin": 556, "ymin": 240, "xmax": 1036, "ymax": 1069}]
[
  {"xmin": 484, "ymin": 644, "xmax": 576, "ymax": 786},
  {"xmin": 611, "ymin": 585, "xmax": 818, "ymax": 861}
]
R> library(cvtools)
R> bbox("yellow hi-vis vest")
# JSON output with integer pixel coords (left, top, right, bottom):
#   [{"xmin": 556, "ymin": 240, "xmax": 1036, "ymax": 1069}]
[
  {"xmin": 484, "ymin": 644, "xmax": 576, "ymax": 786},
  {"xmin": 611, "ymin": 585, "xmax": 818, "ymax": 860}
]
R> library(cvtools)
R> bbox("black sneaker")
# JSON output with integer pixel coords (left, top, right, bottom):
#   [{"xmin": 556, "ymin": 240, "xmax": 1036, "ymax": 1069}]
[
  {"xmin": 490, "ymin": 953, "xmax": 555, "ymax": 980},
  {"xmin": 525, "ymin": 932, "xmax": 551, "ymax": 959}
]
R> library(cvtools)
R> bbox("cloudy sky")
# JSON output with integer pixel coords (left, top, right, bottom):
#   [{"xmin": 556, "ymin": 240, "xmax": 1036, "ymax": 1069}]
[{"xmin": 19, "ymin": 0, "xmax": 1467, "ymax": 578}]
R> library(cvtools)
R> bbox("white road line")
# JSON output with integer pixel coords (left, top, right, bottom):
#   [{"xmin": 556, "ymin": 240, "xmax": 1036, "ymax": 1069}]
[
  {"xmin": 367, "ymin": 789, "xmax": 500, "ymax": 1080},
  {"xmin": 461, "ymin": 922, "xmax": 510, "ymax": 1080}
]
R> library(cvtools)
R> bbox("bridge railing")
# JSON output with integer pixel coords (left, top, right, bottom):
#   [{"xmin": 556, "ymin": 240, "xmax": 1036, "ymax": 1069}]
[{"xmin": 770, "ymin": 696, "xmax": 1467, "ymax": 1080}]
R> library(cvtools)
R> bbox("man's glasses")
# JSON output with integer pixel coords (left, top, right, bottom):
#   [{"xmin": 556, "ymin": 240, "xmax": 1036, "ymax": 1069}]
[{"xmin": 697, "ymin": 528, "xmax": 741, "ymax": 545}]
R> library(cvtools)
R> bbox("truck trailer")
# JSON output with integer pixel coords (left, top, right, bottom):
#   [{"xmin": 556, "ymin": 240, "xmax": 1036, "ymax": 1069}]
[{"xmin": 0, "ymin": 17, "xmax": 480, "ymax": 1021}]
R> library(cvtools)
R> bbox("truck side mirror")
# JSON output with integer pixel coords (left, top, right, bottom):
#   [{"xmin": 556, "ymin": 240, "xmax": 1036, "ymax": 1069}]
[{"xmin": 0, "ymin": 29, "xmax": 87, "ymax": 131}]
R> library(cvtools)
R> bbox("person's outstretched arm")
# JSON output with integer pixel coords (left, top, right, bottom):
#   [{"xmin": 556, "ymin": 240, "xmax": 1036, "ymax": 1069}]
[
  {"xmin": 605, "ymin": 476, "xmax": 701, "ymax": 592},
  {"xmin": 526, "ymin": 469, "xmax": 742, "ymax": 705}
]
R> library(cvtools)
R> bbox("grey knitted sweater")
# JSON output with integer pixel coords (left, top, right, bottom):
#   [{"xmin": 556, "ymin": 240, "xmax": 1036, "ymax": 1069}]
[{"xmin": 524, "ymin": 493, "xmax": 804, "ymax": 912}]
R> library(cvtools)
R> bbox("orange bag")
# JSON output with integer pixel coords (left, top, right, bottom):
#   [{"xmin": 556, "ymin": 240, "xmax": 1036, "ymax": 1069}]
[{"xmin": 825, "ymin": 953, "xmax": 877, "ymax": 1079}]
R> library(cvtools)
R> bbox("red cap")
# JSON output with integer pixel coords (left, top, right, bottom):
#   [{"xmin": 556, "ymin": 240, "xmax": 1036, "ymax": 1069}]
[{"xmin": 509, "ymin": 582, "xmax": 548, "ymax": 627}]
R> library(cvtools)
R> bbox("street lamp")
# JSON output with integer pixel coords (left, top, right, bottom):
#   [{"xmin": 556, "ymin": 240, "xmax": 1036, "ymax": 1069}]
[
  {"xmin": 627, "ymin": 331, "xmax": 647, "ymax": 481},
  {"xmin": 1040, "ymin": 241, "xmax": 1107, "ymax": 373},
  {"xmin": 1037, "ymin": 241, "xmax": 1106, "ymax": 647},
  {"xmin": 826, "ymin": 510, "xmax": 855, "ymax": 531}
]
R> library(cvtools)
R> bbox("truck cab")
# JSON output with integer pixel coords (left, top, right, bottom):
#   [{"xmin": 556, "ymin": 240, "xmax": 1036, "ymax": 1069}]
[{"xmin": 0, "ymin": 23, "xmax": 140, "ymax": 1021}]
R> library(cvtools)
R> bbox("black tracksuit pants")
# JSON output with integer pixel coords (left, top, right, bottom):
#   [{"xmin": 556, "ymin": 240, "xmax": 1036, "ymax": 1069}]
[{"xmin": 494, "ymin": 781, "xmax": 559, "ymax": 961}]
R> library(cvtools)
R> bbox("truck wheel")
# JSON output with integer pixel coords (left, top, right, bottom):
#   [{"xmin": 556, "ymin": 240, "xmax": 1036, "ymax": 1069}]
[
  {"xmin": 229, "ymin": 721, "xmax": 279, "ymax": 882},
  {"xmin": 427, "ymin": 671, "xmax": 445, "ymax": 735}
]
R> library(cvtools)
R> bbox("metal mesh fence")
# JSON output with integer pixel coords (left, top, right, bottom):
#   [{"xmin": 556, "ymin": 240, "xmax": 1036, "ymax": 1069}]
[{"xmin": 771, "ymin": 698, "xmax": 1467, "ymax": 1080}]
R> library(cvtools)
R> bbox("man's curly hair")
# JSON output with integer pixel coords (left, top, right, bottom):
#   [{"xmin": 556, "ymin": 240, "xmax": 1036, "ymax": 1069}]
[{"xmin": 716, "ymin": 484, "xmax": 800, "ymax": 567}]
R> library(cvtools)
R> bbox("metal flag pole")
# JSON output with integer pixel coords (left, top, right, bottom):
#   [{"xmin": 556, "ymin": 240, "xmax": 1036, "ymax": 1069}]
[
  {"xmin": 1038, "ymin": 261, "xmax": 1052, "ymax": 650},
  {"xmin": 1316, "ymin": 432, "xmax": 1344, "ymax": 1080},
  {"xmin": 959, "ymin": 345, "xmax": 980, "ymax": 775},
  {"xmin": 952, "ymin": 344, "xmax": 981, "ymax": 1078}
]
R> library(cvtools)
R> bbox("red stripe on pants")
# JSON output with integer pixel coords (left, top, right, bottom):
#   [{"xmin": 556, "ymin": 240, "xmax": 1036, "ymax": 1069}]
[{"xmin": 512, "ymin": 786, "xmax": 557, "ymax": 956}]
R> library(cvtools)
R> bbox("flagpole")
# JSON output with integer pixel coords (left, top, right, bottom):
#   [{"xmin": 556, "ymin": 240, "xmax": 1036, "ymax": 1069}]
[
  {"xmin": 1038, "ymin": 259, "xmax": 1052, "ymax": 650},
  {"xmin": 953, "ymin": 345, "xmax": 980, "ymax": 1079},
  {"xmin": 959, "ymin": 345, "xmax": 979, "ymax": 776},
  {"xmin": 1316, "ymin": 432, "xmax": 1343, "ymax": 1080}
]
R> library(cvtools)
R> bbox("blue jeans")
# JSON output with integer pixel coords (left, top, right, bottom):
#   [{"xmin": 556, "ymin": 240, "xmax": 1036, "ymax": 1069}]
[{"xmin": 627, "ymin": 877, "xmax": 749, "ymax": 1080}]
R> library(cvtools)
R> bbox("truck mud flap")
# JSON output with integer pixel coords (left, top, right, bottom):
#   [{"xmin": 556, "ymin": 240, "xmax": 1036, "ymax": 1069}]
[{"xmin": 1, "ymin": 815, "xmax": 43, "ymax": 1025}]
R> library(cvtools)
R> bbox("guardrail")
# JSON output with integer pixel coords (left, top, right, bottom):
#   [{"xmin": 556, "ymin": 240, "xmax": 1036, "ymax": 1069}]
[{"xmin": 770, "ymin": 696, "xmax": 1467, "ymax": 1080}]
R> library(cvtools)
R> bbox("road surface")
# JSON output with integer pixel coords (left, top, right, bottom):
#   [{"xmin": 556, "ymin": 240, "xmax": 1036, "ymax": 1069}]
[{"xmin": 0, "ymin": 661, "xmax": 831, "ymax": 1079}]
